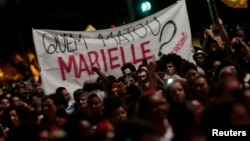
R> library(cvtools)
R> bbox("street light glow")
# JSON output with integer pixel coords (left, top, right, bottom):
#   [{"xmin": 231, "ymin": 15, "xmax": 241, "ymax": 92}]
[{"xmin": 141, "ymin": 1, "xmax": 151, "ymax": 12}]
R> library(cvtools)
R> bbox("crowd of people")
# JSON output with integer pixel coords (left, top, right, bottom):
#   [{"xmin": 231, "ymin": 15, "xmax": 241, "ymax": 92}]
[{"xmin": 0, "ymin": 17, "xmax": 249, "ymax": 141}]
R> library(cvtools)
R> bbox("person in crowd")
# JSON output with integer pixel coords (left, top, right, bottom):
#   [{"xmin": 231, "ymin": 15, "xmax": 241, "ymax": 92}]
[
  {"xmin": 2, "ymin": 92, "xmax": 11, "ymax": 100},
  {"xmin": 122, "ymin": 85, "xmax": 142, "ymax": 117},
  {"xmin": 214, "ymin": 60, "xmax": 248, "ymax": 89},
  {"xmin": 116, "ymin": 77, "xmax": 128, "ymax": 98},
  {"xmin": 207, "ymin": 57, "xmax": 223, "ymax": 80},
  {"xmin": 121, "ymin": 63, "xmax": 137, "ymax": 76},
  {"xmin": 182, "ymin": 61, "xmax": 200, "ymax": 82},
  {"xmin": 137, "ymin": 59, "xmax": 148, "ymax": 72},
  {"xmin": 121, "ymin": 63, "xmax": 137, "ymax": 86},
  {"xmin": 55, "ymin": 87, "xmax": 75, "ymax": 114},
  {"xmin": 94, "ymin": 118, "xmax": 115, "ymax": 141},
  {"xmin": 165, "ymin": 79, "xmax": 192, "ymax": 105},
  {"xmin": 38, "ymin": 127, "xmax": 49, "ymax": 141},
  {"xmin": 136, "ymin": 68, "xmax": 149, "ymax": 86},
  {"xmin": 73, "ymin": 88, "xmax": 87, "ymax": 113},
  {"xmin": 155, "ymin": 60, "xmax": 168, "ymax": 86},
  {"xmin": 17, "ymin": 82, "xmax": 26, "ymax": 95},
  {"xmin": 230, "ymin": 37, "xmax": 250, "ymax": 87},
  {"xmin": 201, "ymin": 97, "xmax": 250, "ymax": 140},
  {"xmin": 103, "ymin": 95, "xmax": 127, "ymax": 126},
  {"xmin": 38, "ymin": 94, "xmax": 68, "ymax": 132},
  {"xmin": 159, "ymin": 53, "xmax": 185, "ymax": 83},
  {"xmin": 92, "ymin": 64, "xmax": 110, "ymax": 90},
  {"xmin": 113, "ymin": 117, "xmax": 156, "ymax": 141},
  {"xmin": 9, "ymin": 94, "xmax": 22, "ymax": 106},
  {"xmin": 191, "ymin": 99, "xmax": 205, "ymax": 124},
  {"xmin": 232, "ymin": 22, "xmax": 249, "ymax": 41},
  {"xmin": 31, "ymin": 82, "xmax": 45, "ymax": 98},
  {"xmin": 105, "ymin": 80, "xmax": 120, "ymax": 97},
  {"xmin": 62, "ymin": 110, "xmax": 95, "ymax": 141},
  {"xmin": 0, "ymin": 97, "xmax": 10, "ymax": 110},
  {"xmin": 83, "ymin": 82, "xmax": 105, "ymax": 126},
  {"xmin": 136, "ymin": 89, "xmax": 174, "ymax": 141},
  {"xmin": 202, "ymin": 28, "xmax": 224, "ymax": 55},
  {"xmin": 215, "ymin": 77, "xmax": 241, "ymax": 98},
  {"xmin": 168, "ymin": 101, "xmax": 199, "ymax": 141},
  {"xmin": 192, "ymin": 74, "xmax": 216, "ymax": 105},
  {"xmin": 2, "ymin": 105, "xmax": 39, "ymax": 141},
  {"xmin": 0, "ymin": 127, "xmax": 6, "ymax": 141},
  {"xmin": 192, "ymin": 49, "xmax": 210, "ymax": 76}
]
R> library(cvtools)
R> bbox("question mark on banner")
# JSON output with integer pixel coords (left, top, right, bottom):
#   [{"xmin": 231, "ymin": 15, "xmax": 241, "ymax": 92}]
[{"xmin": 158, "ymin": 20, "xmax": 177, "ymax": 57}]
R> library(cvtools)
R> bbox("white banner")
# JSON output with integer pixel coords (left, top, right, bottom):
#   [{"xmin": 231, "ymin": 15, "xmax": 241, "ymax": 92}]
[{"xmin": 32, "ymin": 0, "xmax": 192, "ymax": 95}]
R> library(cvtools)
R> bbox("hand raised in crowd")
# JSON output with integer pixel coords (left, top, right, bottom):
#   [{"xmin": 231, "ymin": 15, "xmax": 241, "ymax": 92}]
[
  {"xmin": 147, "ymin": 56, "xmax": 156, "ymax": 77},
  {"xmin": 231, "ymin": 37, "xmax": 239, "ymax": 45},
  {"xmin": 147, "ymin": 56, "xmax": 160, "ymax": 89},
  {"xmin": 204, "ymin": 28, "xmax": 214, "ymax": 39},
  {"xmin": 237, "ymin": 37, "xmax": 249, "ymax": 50},
  {"xmin": 231, "ymin": 37, "xmax": 247, "ymax": 46},
  {"xmin": 216, "ymin": 18, "xmax": 223, "ymax": 26},
  {"xmin": 92, "ymin": 64, "xmax": 100, "ymax": 73}
]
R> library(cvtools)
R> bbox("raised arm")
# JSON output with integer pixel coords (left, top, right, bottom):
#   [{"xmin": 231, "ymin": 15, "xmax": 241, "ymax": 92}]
[
  {"xmin": 238, "ymin": 38, "xmax": 250, "ymax": 62},
  {"xmin": 216, "ymin": 18, "xmax": 232, "ymax": 52},
  {"xmin": 201, "ymin": 28, "xmax": 214, "ymax": 50},
  {"xmin": 92, "ymin": 64, "xmax": 109, "ymax": 85},
  {"xmin": 148, "ymin": 56, "xmax": 158, "ymax": 89}
]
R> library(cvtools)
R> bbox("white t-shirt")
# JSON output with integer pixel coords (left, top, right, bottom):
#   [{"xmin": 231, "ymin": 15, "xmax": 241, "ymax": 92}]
[{"xmin": 154, "ymin": 123, "xmax": 175, "ymax": 141}]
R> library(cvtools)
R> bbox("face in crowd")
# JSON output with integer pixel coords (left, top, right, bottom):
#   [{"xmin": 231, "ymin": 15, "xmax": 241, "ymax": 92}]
[
  {"xmin": 169, "ymin": 81, "xmax": 186, "ymax": 103},
  {"xmin": 166, "ymin": 62, "xmax": 176, "ymax": 76},
  {"xmin": 193, "ymin": 75, "xmax": 211, "ymax": 102},
  {"xmin": 137, "ymin": 69, "xmax": 148, "ymax": 83}
]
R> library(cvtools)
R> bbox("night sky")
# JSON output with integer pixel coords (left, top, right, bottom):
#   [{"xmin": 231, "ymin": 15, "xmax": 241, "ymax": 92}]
[{"xmin": 0, "ymin": 0, "xmax": 249, "ymax": 56}]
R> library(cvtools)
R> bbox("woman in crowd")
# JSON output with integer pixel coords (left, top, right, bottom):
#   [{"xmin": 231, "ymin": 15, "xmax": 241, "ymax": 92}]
[
  {"xmin": 2, "ymin": 105, "xmax": 39, "ymax": 141},
  {"xmin": 73, "ymin": 88, "xmax": 87, "ymax": 113},
  {"xmin": 136, "ymin": 89, "xmax": 174, "ymax": 141},
  {"xmin": 192, "ymin": 74, "xmax": 216, "ymax": 105},
  {"xmin": 165, "ymin": 79, "xmax": 192, "ymax": 105},
  {"xmin": 38, "ymin": 94, "xmax": 68, "ymax": 132},
  {"xmin": 103, "ymin": 95, "xmax": 127, "ymax": 126},
  {"xmin": 83, "ymin": 82, "xmax": 105, "ymax": 126}
]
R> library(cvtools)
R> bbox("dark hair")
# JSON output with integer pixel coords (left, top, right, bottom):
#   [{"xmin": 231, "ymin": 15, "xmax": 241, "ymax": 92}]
[
  {"xmin": 168, "ymin": 101, "xmax": 195, "ymax": 136},
  {"xmin": 103, "ymin": 96, "xmax": 126, "ymax": 119},
  {"xmin": 137, "ymin": 59, "xmax": 148, "ymax": 70},
  {"xmin": 237, "ymin": 22, "xmax": 250, "ymax": 36},
  {"xmin": 107, "ymin": 75, "xmax": 117, "ymax": 82},
  {"xmin": 201, "ymin": 97, "xmax": 248, "ymax": 134},
  {"xmin": 73, "ymin": 88, "xmax": 84, "ymax": 102},
  {"xmin": 55, "ymin": 87, "xmax": 66, "ymax": 96},
  {"xmin": 10, "ymin": 92, "xmax": 22, "ymax": 103},
  {"xmin": 121, "ymin": 63, "xmax": 136, "ymax": 73},
  {"xmin": 42, "ymin": 93, "xmax": 67, "ymax": 118},
  {"xmin": 0, "ymin": 95, "xmax": 9, "ymax": 103},
  {"xmin": 214, "ymin": 60, "xmax": 244, "ymax": 83},
  {"xmin": 113, "ymin": 118, "xmax": 155, "ymax": 141},
  {"xmin": 136, "ymin": 91, "xmax": 156, "ymax": 118},
  {"xmin": 181, "ymin": 61, "xmax": 197, "ymax": 76},
  {"xmin": 160, "ymin": 53, "xmax": 182, "ymax": 71},
  {"xmin": 204, "ymin": 37, "xmax": 219, "ymax": 52},
  {"xmin": 192, "ymin": 74, "xmax": 216, "ymax": 102},
  {"xmin": 55, "ymin": 87, "xmax": 68, "ymax": 108},
  {"xmin": 3, "ymin": 105, "xmax": 32, "ymax": 129},
  {"xmin": 83, "ymin": 82, "xmax": 103, "ymax": 92},
  {"xmin": 156, "ymin": 60, "xmax": 166, "ymax": 72}
]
